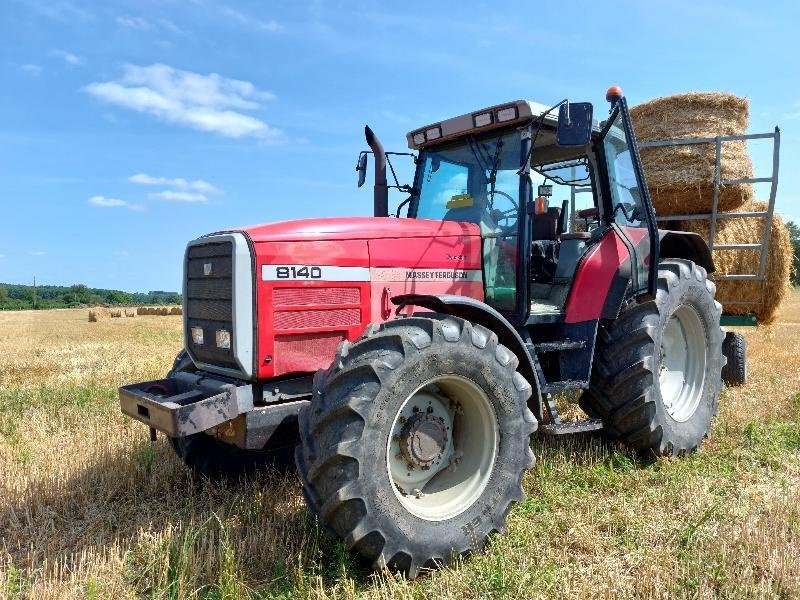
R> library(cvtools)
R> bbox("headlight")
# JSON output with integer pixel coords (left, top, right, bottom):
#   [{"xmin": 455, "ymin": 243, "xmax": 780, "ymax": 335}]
[
  {"xmin": 216, "ymin": 329, "xmax": 231, "ymax": 349},
  {"xmin": 191, "ymin": 326, "xmax": 204, "ymax": 345}
]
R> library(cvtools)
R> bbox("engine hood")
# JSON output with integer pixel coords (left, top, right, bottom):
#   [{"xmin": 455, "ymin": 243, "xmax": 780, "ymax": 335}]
[{"xmin": 232, "ymin": 217, "xmax": 480, "ymax": 243}]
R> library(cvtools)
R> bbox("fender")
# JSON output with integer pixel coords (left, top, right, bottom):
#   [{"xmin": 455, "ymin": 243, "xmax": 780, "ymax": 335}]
[
  {"xmin": 658, "ymin": 230, "xmax": 715, "ymax": 273},
  {"xmin": 392, "ymin": 293, "xmax": 542, "ymax": 418}
]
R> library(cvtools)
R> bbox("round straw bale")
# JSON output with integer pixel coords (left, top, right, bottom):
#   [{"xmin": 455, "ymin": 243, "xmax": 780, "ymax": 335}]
[
  {"xmin": 88, "ymin": 307, "xmax": 111, "ymax": 322},
  {"xmin": 136, "ymin": 307, "xmax": 148, "ymax": 315},
  {"xmin": 630, "ymin": 92, "xmax": 752, "ymax": 215},
  {"xmin": 124, "ymin": 308, "xmax": 136, "ymax": 317},
  {"xmin": 110, "ymin": 309, "xmax": 122, "ymax": 318},
  {"xmin": 170, "ymin": 306, "xmax": 183, "ymax": 315},
  {"xmin": 679, "ymin": 201, "xmax": 791, "ymax": 324},
  {"xmin": 159, "ymin": 307, "xmax": 169, "ymax": 316}
]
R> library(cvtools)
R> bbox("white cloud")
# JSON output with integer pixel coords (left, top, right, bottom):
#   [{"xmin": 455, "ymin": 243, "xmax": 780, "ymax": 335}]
[
  {"xmin": 51, "ymin": 49, "xmax": 83, "ymax": 66},
  {"xmin": 88, "ymin": 195, "xmax": 145, "ymax": 211},
  {"xmin": 219, "ymin": 6, "xmax": 282, "ymax": 31},
  {"xmin": 129, "ymin": 173, "xmax": 220, "ymax": 194},
  {"xmin": 30, "ymin": 251, "xmax": 47, "ymax": 256},
  {"xmin": 116, "ymin": 15, "xmax": 151, "ymax": 29},
  {"xmin": 84, "ymin": 63, "xmax": 283, "ymax": 140},
  {"xmin": 20, "ymin": 63, "xmax": 42, "ymax": 76},
  {"xmin": 148, "ymin": 191, "xmax": 208, "ymax": 203}
]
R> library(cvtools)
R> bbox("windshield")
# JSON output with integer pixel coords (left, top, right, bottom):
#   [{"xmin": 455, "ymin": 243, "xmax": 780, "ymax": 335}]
[{"xmin": 411, "ymin": 130, "xmax": 522, "ymax": 232}]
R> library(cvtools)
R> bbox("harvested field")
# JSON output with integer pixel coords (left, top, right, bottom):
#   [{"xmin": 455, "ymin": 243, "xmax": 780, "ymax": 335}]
[
  {"xmin": 631, "ymin": 92, "xmax": 753, "ymax": 215},
  {"xmin": 1, "ymin": 297, "xmax": 799, "ymax": 598},
  {"xmin": 680, "ymin": 201, "xmax": 793, "ymax": 324}
]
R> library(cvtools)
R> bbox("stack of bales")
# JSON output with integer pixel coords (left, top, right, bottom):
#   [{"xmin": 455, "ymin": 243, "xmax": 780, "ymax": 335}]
[
  {"xmin": 631, "ymin": 92, "xmax": 791, "ymax": 324},
  {"xmin": 170, "ymin": 306, "xmax": 183, "ymax": 315}
]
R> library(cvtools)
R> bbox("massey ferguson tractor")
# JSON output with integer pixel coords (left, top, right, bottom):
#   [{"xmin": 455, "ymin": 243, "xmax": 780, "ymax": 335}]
[{"xmin": 120, "ymin": 87, "xmax": 726, "ymax": 577}]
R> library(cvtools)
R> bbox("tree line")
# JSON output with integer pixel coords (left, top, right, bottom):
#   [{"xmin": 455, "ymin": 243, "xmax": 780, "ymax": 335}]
[{"xmin": 0, "ymin": 283, "xmax": 181, "ymax": 310}]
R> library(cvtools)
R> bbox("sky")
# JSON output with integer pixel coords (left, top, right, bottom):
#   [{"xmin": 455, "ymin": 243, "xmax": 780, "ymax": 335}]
[{"xmin": 1, "ymin": 0, "xmax": 799, "ymax": 292}]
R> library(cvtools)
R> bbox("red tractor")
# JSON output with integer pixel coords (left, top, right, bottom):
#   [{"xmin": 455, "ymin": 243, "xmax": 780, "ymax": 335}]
[{"xmin": 120, "ymin": 88, "xmax": 724, "ymax": 577}]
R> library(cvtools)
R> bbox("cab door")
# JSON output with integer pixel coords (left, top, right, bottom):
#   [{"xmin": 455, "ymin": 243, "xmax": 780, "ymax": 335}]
[{"xmin": 598, "ymin": 98, "xmax": 658, "ymax": 296}]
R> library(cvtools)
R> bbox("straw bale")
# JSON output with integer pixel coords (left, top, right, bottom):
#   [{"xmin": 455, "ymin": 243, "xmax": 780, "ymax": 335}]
[
  {"xmin": 109, "ymin": 309, "xmax": 122, "ymax": 318},
  {"xmin": 170, "ymin": 306, "xmax": 183, "ymax": 315},
  {"xmin": 124, "ymin": 309, "xmax": 136, "ymax": 317},
  {"xmin": 630, "ymin": 92, "xmax": 752, "ymax": 215},
  {"xmin": 87, "ymin": 307, "xmax": 110, "ymax": 322},
  {"xmin": 679, "ymin": 201, "xmax": 792, "ymax": 324},
  {"xmin": 158, "ymin": 307, "xmax": 169, "ymax": 316},
  {"xmin": 136, "ymin": 307, "xmax": 148, "ymax": 315}
]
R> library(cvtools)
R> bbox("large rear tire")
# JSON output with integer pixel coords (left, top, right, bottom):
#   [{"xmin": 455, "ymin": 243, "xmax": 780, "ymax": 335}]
[
  {"xmin": 295, "ymin": 315, "xmax": 537, "ymax": 578},
  {"xmin": 581, "ymin": 259, "xmax": 723, "ymax": 456}
]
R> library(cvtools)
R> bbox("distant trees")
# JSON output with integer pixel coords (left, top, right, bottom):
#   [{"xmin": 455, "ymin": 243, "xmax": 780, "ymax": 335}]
[
  {"xmin": 0, "ymin": 283, "xmax": 181, "ymax": 310},
  {"xmin": 788, "ymin": 220, "xmax": 800, "ymax": 286}
]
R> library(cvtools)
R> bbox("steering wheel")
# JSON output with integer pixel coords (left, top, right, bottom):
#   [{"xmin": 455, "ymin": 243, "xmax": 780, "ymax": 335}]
[{"xmin": 489, "ymin": 189, "xmax": 519, "ymax": 231}]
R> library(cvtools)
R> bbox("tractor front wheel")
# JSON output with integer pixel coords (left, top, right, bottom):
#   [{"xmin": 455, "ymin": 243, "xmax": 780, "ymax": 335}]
[
  {"xmin": 295, "ymin": 315, "xmax": 537, "ymax": 578},
  {"xmin": 581, "ymin": 259, "xmax": 724, "ymax": 456}
]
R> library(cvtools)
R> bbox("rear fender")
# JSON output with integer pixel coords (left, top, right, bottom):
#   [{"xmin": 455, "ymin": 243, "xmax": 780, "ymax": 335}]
[
  {"xmin": 392, "ymin": 294, "xmax": 542, "ymax": 419},
  {"xmin": 658, "ymin": 230, "xmax": 715, "ymax": 273}
]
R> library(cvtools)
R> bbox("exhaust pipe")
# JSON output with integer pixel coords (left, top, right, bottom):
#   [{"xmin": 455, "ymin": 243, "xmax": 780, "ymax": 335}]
[{"xmin": 365, "ymin": 125, "xmax": 388, "ymax": 217}]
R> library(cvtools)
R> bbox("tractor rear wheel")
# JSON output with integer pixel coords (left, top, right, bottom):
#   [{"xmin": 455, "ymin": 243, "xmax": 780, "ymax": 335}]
[
  {"xmin": 295, "ymin": 315, "xmax": 537, "ymax": 578},
  {"xmin": 581, "ymin": 259, "xmax": 724, "ymax": 456},
  {"xmin": 721, "ymin": 331, "xmax": 747, "ymax": 386}
]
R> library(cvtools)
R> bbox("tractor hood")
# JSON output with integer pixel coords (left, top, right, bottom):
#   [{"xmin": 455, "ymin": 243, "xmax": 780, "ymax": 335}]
[{"xmin": 234, "ymin": 217, "xmax": 480, "ymax": 243}]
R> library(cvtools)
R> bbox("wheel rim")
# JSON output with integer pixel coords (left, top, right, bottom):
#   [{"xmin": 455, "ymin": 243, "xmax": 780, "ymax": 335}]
[
  {"xmin": 386, "ymin": 375, "xmax": 499, "ymax": 521},
  {"xmin": 659, "ymin": 305, "xmax": 707, "ymax": 422}
]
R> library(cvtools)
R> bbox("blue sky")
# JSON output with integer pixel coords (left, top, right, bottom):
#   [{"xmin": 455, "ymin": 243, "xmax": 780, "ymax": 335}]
[{"xmin": 1, "ymin": 0, "xmax": 798, "ymax": 292}]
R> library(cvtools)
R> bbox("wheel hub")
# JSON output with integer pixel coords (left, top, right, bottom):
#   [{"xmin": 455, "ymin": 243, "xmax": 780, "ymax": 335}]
[{"xmin": 399, "ymin": 413, "xmax": 448, "ymax": 468}]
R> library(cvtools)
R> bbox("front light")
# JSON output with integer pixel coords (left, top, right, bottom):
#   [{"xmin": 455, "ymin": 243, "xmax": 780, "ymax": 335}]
[
  {"xmin": 191, "ymin": 326, "xmax": 204, "ymax": 345},
  {"xmin": 473, "ymin": 112, "xmax": 493, "ymax": 127},
  {"xmin": 425, "ymin": 126, "xmax": 442, "ymax": 140},
  {"xmin": 216, "ymin": 329, "xmax": 231, "ymax": 349},
  {"xmin": 496, "ymin": 106, "xmax": 518, "ymax": 122},
  {"xmin": 412, "ymin": 132, "xmax": 426, "ymax": 145}
]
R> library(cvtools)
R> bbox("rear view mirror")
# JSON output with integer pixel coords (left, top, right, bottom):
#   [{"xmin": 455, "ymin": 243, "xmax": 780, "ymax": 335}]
[
  {"xmin": 356, "ymin": 152, "xmax": 368, "ymax": 188},
  {"xmin": 556, "ymin": 102, "xmax": 593, "ymax": 147}
]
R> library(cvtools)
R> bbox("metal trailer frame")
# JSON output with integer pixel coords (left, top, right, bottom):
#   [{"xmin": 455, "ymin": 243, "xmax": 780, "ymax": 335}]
[{"xmin": 569, "ymin": 127, "xmax": 781, "ymax": 325}]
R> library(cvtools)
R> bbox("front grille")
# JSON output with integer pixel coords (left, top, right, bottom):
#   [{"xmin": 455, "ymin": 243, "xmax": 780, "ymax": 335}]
[{"xmin": 185, "ymin": 241, "xmax": 238, "ymax": 370}]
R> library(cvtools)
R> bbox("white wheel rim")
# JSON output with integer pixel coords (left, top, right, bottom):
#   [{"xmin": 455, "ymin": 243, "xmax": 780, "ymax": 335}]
[
  {"xmin": 386, "ymin": 375, "xmax": 499, "ymax": 522},
  {"xmin": 660, "ymin": 305, "xmax": 707, "ymax": 422}
]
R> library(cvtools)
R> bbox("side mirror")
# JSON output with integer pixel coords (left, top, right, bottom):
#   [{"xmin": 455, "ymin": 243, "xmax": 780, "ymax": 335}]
[
  {"xmin": 556, "ymin": 102, "xmax": 593, "ymax": 147},
  {"xmin": 356, "ymin": 152, "xmax": 368, "ymax": 188}
]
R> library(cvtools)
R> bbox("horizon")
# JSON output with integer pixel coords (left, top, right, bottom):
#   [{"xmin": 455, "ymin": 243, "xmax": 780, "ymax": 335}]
[{"xmin": 2, "ymin": 0, "xmax": 799, "ymax": 291}]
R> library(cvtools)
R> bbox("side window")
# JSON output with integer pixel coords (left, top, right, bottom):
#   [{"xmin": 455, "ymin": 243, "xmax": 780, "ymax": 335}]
[{"xmin": 603, "ymin": 113, "xmax": 646, "ymax": 228}]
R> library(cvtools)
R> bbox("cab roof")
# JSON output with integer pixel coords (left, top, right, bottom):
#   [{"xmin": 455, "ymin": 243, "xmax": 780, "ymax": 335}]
[{"xmin": 406, "ymin": 99, "xmax": 602, "ymax": 151}]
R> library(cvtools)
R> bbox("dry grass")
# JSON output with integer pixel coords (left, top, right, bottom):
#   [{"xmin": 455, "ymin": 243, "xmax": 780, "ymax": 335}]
[
  {"xmin": 631, "ymin": 92, "xmax": 753, "ymax": 215},
  {"xmin": 1, "ymin": 296, "xmax": 799, "ymax": 599}
]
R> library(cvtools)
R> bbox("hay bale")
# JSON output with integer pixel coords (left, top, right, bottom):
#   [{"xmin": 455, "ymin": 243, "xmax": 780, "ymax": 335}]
[
  {"xmin": 158, "ymin": 307, "xmax": 169, "ymax": 316},
  {"xmin": 124, "ymin": 309, "xmax": 136, "ymax": 317},
  {"xmin": 680, "ymin": 201, "xmax": 792, "ymax": 324},
  {"xmin": 630, "ymin": 92, "xmax": 753, "ymax": 215},
  {"xmin": 170, "ymin": 306, "xmax": 183, "ymax": 315},
  {"xmin": 110, "ymin": 309, "xmax": 122, "ymax": 318},
  {"xmin": 136, "ymin": 307, "xmax": 148, "ymax": 315},
  {"xmin": 88, "ymin": 307, "xmax": 111, "ymax": 322}
]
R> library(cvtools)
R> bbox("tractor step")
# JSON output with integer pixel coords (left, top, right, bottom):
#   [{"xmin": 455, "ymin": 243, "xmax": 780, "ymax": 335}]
[
  {"xmin": 540, "ymin": 380, "xmax": 589, "ymax": 394},
  {"xmin": 531, "ymin": 340, "xmax": 587, "ymax": 353},
  {"xmin": 540, "ymin": 419, "xmax": 604, "ymax": 435}
]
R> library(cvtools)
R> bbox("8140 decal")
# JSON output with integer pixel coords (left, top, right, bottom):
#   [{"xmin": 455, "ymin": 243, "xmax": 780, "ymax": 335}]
[{"xmin": 261, "ymin": 264, "xmax": 370, "ymax": 282}]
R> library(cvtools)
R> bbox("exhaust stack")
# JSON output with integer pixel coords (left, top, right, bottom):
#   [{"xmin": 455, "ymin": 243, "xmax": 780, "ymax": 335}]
[{"xmin": 365, "ymin": 125, "xmax": 388, "ymax": 217}]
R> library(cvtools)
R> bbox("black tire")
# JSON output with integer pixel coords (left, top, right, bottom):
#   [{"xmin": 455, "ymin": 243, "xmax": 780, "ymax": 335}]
[
  {"xmin": 295, "ymin": 315, "xmax": 537, "ymax": 578},
  {"xmin": 581, "ymin": 259, "xmax": 724, "ymax": 456},
  {"xmin": 721, "ymin": 331, "xmax": 747, "ymax": 386},
  {"xmin": 165, "ymin": 349, "xmax": 297, "ymax": 478}
]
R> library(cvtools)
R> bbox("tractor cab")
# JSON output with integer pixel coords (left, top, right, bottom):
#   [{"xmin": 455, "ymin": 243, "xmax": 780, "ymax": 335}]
[{"xmin": 403, "ymin": 90, "xmax": 658, "ymax": 326}]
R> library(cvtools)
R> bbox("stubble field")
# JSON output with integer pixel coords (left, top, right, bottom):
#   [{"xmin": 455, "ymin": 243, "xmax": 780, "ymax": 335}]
[{"xmin": 1, "ymin": 293, "xmax": 799, "ymax": 599}]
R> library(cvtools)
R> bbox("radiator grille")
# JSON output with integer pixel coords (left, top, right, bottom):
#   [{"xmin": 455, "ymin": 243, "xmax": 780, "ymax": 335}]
[
  {"xmin": 273, "ymin": 308, "xmax": 360, "ymax": 330},
  {"xmin": 274, "ymin": 332, "xmax": 345, "ymax": 373},
  {"xmin": 273, "ymin": 287, "xmax": 360, "ymax": 307},
  {"xmin": 185, "ymin": 241, "xmax": 238, "ymax": 370}
]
